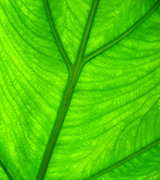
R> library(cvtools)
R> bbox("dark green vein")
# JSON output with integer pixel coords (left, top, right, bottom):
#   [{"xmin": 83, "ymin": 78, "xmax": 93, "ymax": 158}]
[
  {"xmin": 83, "ymin": 0, "xmax": 160, "ymax": 64},
  {"xmin": 0, "ymin": 160, "xmax": 13, "ymax": 180},
  {"xmin": 76, "ymin": 0, "xmax": 99, "ymax": 65},
  {"xmin": 42, "ymin": 0, "xmax": 72, "ymax": 71},
  {"xmin": 36, "ymin": 0, "xmax": 99, "ymax": 179},
  {"xmin": 85, "ymin": 138, "xmax": 160, "ymax": 180}
]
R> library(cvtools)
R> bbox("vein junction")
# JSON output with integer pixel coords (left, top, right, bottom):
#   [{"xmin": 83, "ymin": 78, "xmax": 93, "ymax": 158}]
[{"xmin": 36, "ymin": 0, "xmax": 100, "ymax": 179}]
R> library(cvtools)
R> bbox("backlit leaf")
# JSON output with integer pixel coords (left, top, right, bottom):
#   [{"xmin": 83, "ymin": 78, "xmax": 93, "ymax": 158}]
[{"xmin": 0, "ymin": 0, "xmax": 160, "ymax": 179}]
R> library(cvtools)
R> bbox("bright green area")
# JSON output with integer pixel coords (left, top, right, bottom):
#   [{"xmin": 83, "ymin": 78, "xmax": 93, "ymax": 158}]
[{"xmin": 0, "ymin": 0, "xmax": 160, "ymax": 180}]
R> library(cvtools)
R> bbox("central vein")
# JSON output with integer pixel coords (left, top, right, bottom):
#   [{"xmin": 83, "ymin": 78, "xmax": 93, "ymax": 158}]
[{"xmin": 36, "ymin": 0, "xmax": 99, "ymax": 179}]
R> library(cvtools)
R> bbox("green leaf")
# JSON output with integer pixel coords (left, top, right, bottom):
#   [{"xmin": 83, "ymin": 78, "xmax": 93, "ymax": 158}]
[{"xmin": 0, "ymin": 0, "xmax": 160, "ymax": 180}]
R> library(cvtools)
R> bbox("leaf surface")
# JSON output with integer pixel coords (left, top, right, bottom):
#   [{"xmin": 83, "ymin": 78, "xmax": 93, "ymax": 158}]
[{"xmin": 0, "ymin": 0, "xmax": 160, "ymax": 180}]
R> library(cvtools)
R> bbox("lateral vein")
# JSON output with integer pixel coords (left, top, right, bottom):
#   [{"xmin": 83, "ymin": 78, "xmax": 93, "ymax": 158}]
[
  {"xmin": 43, "ymin": 0, "xmax": 73, "ymax": 72},
  {"xmin": 0, "ymin": 160, "xmax": 13, "ymax": 180},
  {"xmin": 85, "ymin": 138, "xmax": 160, "ymax": 180},
  {"xmin": 83, "ymin": 0, "xmax": 160, "ymax": 64},
  {"xmin": 76, "ymin": 0, "xmax": 99, "ymax": 65}
]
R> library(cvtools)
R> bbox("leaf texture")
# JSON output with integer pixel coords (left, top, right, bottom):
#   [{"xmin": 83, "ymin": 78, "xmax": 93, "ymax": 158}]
[{"xmin": 0, "ymin": 0, "xmax": 160, "ymax": 180}]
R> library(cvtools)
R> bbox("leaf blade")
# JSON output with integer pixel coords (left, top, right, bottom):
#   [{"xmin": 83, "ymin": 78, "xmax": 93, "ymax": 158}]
[
  {"xmin": 85, "ymin": 138, "xmax": 160, "ymax": 179},
  {"xmin": 84, "ymin": 0, "xmax": 160, "ymax": 64},
  {"xmin": 0, "ymin": 0, "xmax": 160, "ymax": 179}
]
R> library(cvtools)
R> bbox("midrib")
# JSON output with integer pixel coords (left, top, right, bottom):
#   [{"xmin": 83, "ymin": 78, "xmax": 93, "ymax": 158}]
[{"xmin": 36, "ymin": 61, "xmax": 84, "ymax": 180}]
